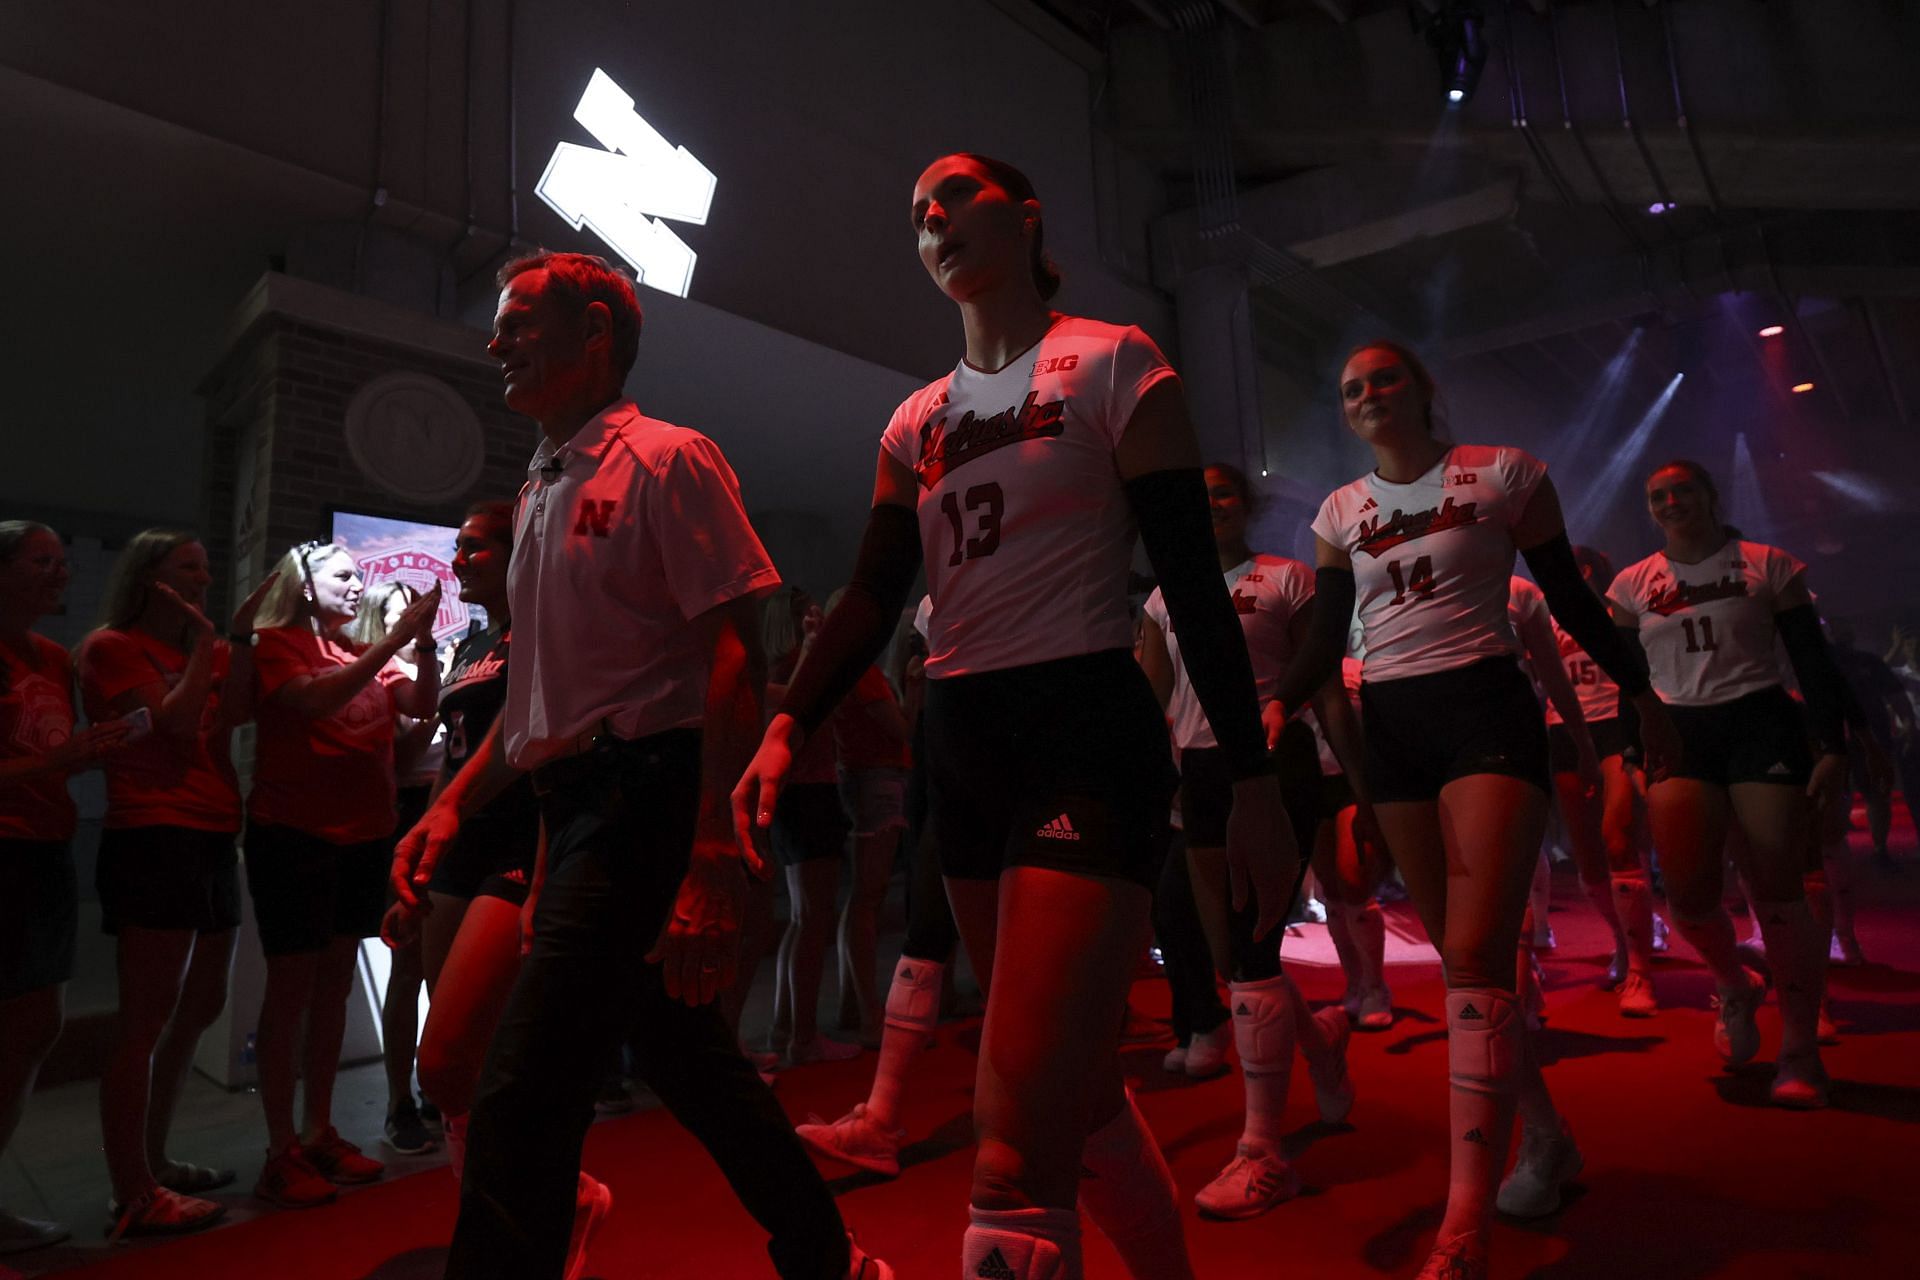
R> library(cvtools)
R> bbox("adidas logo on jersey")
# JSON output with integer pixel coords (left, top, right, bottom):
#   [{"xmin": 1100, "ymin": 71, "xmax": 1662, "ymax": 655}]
[
  {"xmin": 976, "ymin": 1247, "xmax": 1018, "ymax": 1280},
  {"xmin": 1036, "ymin": 814, "xmax": 1081, "ymax": 841}
]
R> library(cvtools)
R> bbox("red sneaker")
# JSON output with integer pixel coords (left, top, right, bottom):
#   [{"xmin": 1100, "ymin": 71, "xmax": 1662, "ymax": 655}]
[
  {"xmin": 254, "ymin": 1143, "xmax": 337, "ymax": 1209},
  {"xmin": 302, "ymin": 1128, "xmax": 385, "ymax": 1185},
  {"xmin": 564, "ymin": 1173, "xmax": 613, "ymax": 1280}
]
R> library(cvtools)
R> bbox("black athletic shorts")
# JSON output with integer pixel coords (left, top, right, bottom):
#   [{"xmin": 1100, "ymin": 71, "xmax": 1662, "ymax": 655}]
[
  {"xmin": 924, "ymin": 648, "xmax": 1176, "ymax": 890},
  {"xmin": 1320, "ymin": 772, "xmax": 1356, "ymax": 818},
  {"xmin": 427, "ymin": 781, "xmax": 541, "ymax": 906},
  {"xmin": 772, "ymin": 782, "xmax": 851, "ymax": 866},
  {"xmin": 96, "ymin": 825, "xmax": 241, "ymax": 935},
  {"xmin": 0, "ymin": 839, "xmax": 75, "ymax": 1000},
  {"xmin": 1666, "ymin": 685, "xmax": 1813, "ymax": 788},
  {"xmin": 243, "ymin": 822, "xmax": 391, "ymax": 957},
  {"xmin": 1548, "ymin": 717, "xmax": 1635, "ymax": 774},
  {"xmin": 1361, "ymin": 656, "xmax": 1551, "ymax": 804},
  {"xmin": 1179, "ymin": 718, "xmax": 1322, "ymax": 848}
]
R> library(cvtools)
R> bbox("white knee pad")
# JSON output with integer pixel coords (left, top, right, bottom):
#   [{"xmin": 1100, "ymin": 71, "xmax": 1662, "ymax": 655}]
[
  {"xmin": 964, "ymin": 1205, "xmax": 1079, "ymax": 1280},
  {"xmin": 1229, "ymin": 975, "xmax": 1297, "ymax": 1075},
  {"xmin": 883, "ymin": 956, "xmax": 945, "ymax": 1036},
  {"xmin": 1445, "ymin": 988, "xmax": 1519, "ymax": 1096}
]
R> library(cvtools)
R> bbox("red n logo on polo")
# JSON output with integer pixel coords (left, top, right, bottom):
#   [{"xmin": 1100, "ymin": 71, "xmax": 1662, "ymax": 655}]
[{"xmin": 573, "ymin": 499, "xmax": 616, "ymax": 537}]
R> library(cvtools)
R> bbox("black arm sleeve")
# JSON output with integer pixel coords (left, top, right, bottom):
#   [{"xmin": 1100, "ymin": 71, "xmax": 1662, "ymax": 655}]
[
  {"xmin": 1777, "ymin": 604, "xmax": 1848, "ymax": 756},
  {"xmin": 778, "ymin": 504, "xmax": 922, "ymax": 737},
  {"xmin": 1271, "ymin": 567, "xmax": 1355, "ymax": 714},
  {"xmin": 1521, "ymin": 532, "xmax": 1650, "ymax": 697},
  {"xmin": 1124, "ymin": 468, "xmax": 1267, "ymax": 780}
]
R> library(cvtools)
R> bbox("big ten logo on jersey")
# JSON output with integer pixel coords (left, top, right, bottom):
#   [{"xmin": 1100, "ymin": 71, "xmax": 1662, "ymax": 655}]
[
  {"xmin": 1444, "ymin": 471, "xmax": 1478, "ymax": 486},
  {"xmin": 572, "ymin": 498, "xmax": 617, "ymax": 538},
  {"xmin": 1030, "ymin": 353, "xmax": 1079, "ymax": 376}
]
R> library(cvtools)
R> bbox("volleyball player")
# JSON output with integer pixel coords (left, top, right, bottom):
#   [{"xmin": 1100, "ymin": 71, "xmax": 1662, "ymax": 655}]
[
  {"xmin": 1546, "ymin": 548, "xmax": 1662, "ymax": 1014},
  {"xmin": 1136, "ymin": 462, "xmax": 1361, "ymax": 1220},
  {"xmin": 1268, "ymin": 342, "xmax": 1678, "ymax": 1279},
  {"xmin": 736, "ymin": 153, "xmax": 1293, "ymax": 1280},
  {"xmin": 1608, "ymin": 460, "xmax": 1851, "ymax": 1108}
]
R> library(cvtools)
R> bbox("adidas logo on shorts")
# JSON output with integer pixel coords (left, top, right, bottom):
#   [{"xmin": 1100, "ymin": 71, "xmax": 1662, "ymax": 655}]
[
  {"xmin": 1035, "ymin": 814, "xmax": 1081, "ymax": 842},
  {"xmin": 976, "ymin": 1247, "xmax": 1018, "ymax": 1279},
  {"xmin": 1768, "ymin": 762, "xmax": 1792, "ymax": 776}
]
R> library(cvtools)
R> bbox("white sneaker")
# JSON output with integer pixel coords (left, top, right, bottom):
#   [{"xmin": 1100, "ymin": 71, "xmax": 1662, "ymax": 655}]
[
  {"xmin": 1603, "ymin": 944, "xmax": 1629, "ymax": 991},
  {"xmin": 1185, "ymin": 1021, "xmax": 1231, "ymax": 1079},
  {"xmin": 1651, "ymin": 912, "xmax": 1671, "ymax": 953},
  {"xmin": 1305, "ymin": 1006, "xmax": 1355, "ymax": 1123},
  {"xmin": 0, "ymin": 1210, "xmax": 70, "ymax": 1256},
  {"xmin": 1163, "ymin": 1042, "xmax": 1189, "ymax": 1073},
  {"xmin": 1712, "ymin": 969, "xmax": 1766, "ymax": 1067},
  {"xmin": 1496, "ymin": 1120, "xmax": 1583, "ymax": 1218},
  {"xmin": 1770, "ymin": 1048, "xmax": 1830, "ymax": 1110},
  {"xmin": 1193, "ymin": 1143, "xmax": 1300, "ymax": 1219},
  {"xmin": 1355, "ymin": 984, "xmax": 1394, "ymax": 1031},
  {"xmin": 1536, "ymin": 923, "xmax": 1558, "ymax": 953},
  {"xmin": 794, "ymin": 1104, "xmax": 907, "ymax": 1178},
  {"xmin": 845, "ymin": 1230, "xmax": 895, "ymax": 1279},
  {"xmin": 1830, "ymin": 932, "xmax": 1865, "ymax": 967},
  {"xmin": 1618, "ymin": 971, "xmax": 1657, "ymax": 1018},
  {"xmin": 1302, "ymin": 897, "xmax": 1328, "ymax": 924}
]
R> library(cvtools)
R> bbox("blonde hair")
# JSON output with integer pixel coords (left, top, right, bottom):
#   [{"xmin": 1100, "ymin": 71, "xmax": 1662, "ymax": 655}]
[
  {"xmin": 252, "ymin": 541, "xmax": 353, "ymax": 632},
  {"xmin": 345, "ymin": 580, "xmax": 418, "ymax": 647},
  {"xmin": 97, "ymin": 529, "xmax": 201, "ymax": 631}
]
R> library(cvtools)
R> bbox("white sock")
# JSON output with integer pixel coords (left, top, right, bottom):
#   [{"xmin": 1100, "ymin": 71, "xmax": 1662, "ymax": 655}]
[
  {"xmin": 1442, "ymin": 988, "xmax": 1520, "ymax": 1240},
  {"xmin": 1078, "ymin": 1090, "xmax": 1193, "ymax": 1280},
  {"xmin": 1672, "ymin": 906, "xmax": 1749, "ymax": 991},
  {"xmin": 1755, "ymin": 899, "xmax": 1826, "ymax": 1057},
  {"xmin": 963, "ymin": 1205, "xmax": 1079, "ymax": 1280},
  {"xmin": 1228, "ymin": 975, "xmax": 1297, "ymax": 1150},
  {"xmin": 1611, "ymin": 870, "xmax": 1656, "ymax": 974},
  {"xmin": 444, "ymin": 1111, "xmax": 466, "ymax": 1183},
  {"xmin": 867, "ymin": 956, "xmax": 943, "ymax": 1129}
]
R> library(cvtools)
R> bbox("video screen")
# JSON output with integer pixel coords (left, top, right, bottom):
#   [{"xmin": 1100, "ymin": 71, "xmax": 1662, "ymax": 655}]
[{"xmin": 330, "ymin": 509, "xmax": 483, "ymax": 646}]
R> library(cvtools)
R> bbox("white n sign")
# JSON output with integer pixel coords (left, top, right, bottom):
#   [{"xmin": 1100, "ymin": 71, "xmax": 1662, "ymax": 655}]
[{"xmin": 535, "ymin": 69, "xmax": 717, "ymax": 298}]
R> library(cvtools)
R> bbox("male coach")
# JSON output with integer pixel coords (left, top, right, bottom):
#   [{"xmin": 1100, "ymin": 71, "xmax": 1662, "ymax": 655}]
[{"xmin": 397, "ymin": 251, "xmax": 890, "ymax": 1280}]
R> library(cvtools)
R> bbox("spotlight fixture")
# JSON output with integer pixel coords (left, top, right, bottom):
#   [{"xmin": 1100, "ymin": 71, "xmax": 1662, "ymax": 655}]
[
  {"xmin": 1792, "ymin": 382, "xmax": 1815, "ymax": 394},
  {"xmin": 1260, "ymin": 468, "xmax": 1270, "ymax": 477},
  {"xmin": 1758, "ymin": 325, "xmax": 1785, "ymax": 338},
  {"xmin": 1423, "ymin": 3, "xmax": 1488, "ymax": 109}
]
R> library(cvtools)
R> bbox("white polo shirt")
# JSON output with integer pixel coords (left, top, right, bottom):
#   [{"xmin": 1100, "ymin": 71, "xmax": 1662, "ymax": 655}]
[{"xmin": 503, "ymin": 399, "xmax": 781, "ymax": 769}]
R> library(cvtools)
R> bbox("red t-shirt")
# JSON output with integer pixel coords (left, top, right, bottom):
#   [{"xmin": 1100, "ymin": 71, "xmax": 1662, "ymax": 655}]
[
  {"xmin": 249, "ymin": 627, "xmax": 402, "ymax": 844},
  {"xmin": 0, "ymin": 633, "xmax": 78, "ymax": 842},
  {"xmin": 77, "ymin": 629, "xmax": 241, "ymax": 833},
  {"xmin": 832, "ymin": 667, "xmax": 910, "ymax": 771}
]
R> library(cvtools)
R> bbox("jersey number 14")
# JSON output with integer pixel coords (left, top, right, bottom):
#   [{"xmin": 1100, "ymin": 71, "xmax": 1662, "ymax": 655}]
[{"xmin": 1386, "ymin": 555, "xmax": 1436, "ymax": 605}]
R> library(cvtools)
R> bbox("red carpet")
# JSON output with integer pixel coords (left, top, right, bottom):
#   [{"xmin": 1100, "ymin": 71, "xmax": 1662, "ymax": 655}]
[{"xmin": 40, "ymin": 836, "xmax": 1920, "ymax": 1279}]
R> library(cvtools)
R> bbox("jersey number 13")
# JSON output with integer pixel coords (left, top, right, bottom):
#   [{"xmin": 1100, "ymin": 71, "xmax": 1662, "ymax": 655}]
[{"xmin": 940, "ymin": 483, "xmax": 1004, "ymax": 567}]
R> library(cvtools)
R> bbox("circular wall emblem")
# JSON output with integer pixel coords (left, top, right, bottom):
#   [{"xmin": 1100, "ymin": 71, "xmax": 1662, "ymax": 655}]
[{"xmin": 342, "ymin": 372, "xmax": 486, "ymax": 504}]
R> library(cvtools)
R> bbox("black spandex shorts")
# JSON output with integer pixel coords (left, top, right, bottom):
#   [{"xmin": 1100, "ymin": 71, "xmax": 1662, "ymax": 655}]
[
  {"xmin": 1666, "ymin": 685, "xmax": 1813, "ymax": 788},
  {"xmin": 428, "ymin": 782, "xmax": 541, "ymax": 907},
  {"xmin": 97, "ymin": 825, "xmax": 241, "ymax": 935},
  {"xmin": 0, "ymin": 839, "xmax": 75, "ymax": 1000},
  {"xmin": 243, "ymin": 822, "xmax": 391, "ymax": 957},
  {"xmin": 1320, "ymin": 772, "xmax": 1356, "ymax": 818},
  {"xmin": 1361, "ymin": 656, "xmax": 1551, "ymax": 804},
  {"xmin": 772, "ymin": 782, "xmax": 851, "ymax": 867},
  {"xmin": 1179, "ymin": 718, "xmax": 1322, "ymax": 849},
  {"xmin": 924, "ymin": 648, "xmax": 1176, "ymax": 891},
  {"xmin": 1548, "ymin": 717, "xmax": 1636, "ymax": 775}
]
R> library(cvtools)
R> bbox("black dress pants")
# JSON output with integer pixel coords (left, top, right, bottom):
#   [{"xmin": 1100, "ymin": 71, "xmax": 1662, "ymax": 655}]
[{"xmin": 444, "ymin": 730, "xmax": 850, "ymax": 1279}]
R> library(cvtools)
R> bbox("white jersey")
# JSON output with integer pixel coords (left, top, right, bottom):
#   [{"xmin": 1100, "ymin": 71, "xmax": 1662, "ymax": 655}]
[
  {"xmin": 1312, "ymin": 444, "xmax": 1548, "ymax": 682},
  {"xmin": 1548, "ymin": 616, "xmax": 1622, "ymax": 726},
  {"xmin": 1143, "ymin": 554, "xmax": 1314, "ymax": 751},
  {"xmin": 1508, "ymin": 576, "xmax": 1549, "ymax": 684},
  {"xmin": 1608, "ymin": 540, "xmax": 1806, "ymax": 707},
  {"xmin": 880, "ymin": 316, "xmax": 1177, "ymax": 678}
]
